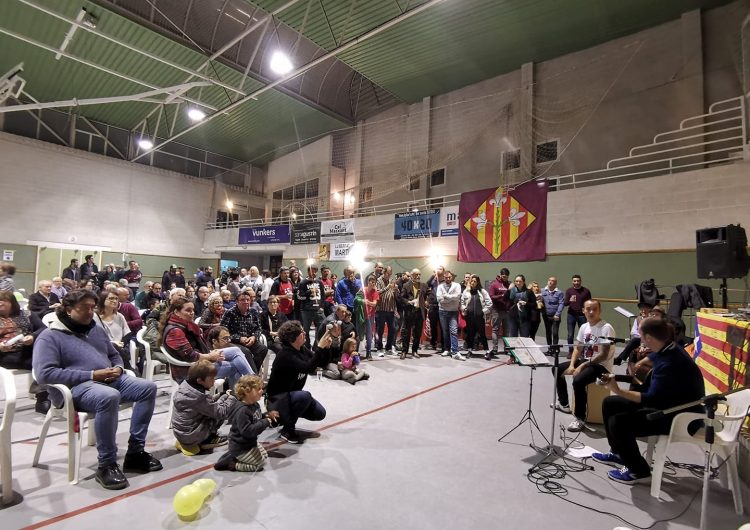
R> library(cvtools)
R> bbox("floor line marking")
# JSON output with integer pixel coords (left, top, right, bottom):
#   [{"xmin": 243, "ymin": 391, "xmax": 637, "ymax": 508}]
[{"xmin": 19, "ymin": 360, "xmax": 509, "ymax": 530}]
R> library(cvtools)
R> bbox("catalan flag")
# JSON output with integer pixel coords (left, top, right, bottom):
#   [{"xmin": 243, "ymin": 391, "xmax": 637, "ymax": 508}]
[{"xmin": 694, "ymin": 313, "xmax": 749, "ymax": 394}]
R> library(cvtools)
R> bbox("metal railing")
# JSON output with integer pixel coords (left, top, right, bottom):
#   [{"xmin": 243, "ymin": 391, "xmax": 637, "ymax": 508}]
[
  {"xmin": 205, "ymin": 95, "xmax": 747, "ymax": 230},
  {"xmin": 549, "ymin": 96, "xmax": 746, "ymax": 190}
]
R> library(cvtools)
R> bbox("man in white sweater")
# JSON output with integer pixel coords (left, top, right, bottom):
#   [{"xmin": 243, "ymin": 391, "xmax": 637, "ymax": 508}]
[{"xmin": 436, "ymin": 271, "xmax": 465, "ymax": 360}]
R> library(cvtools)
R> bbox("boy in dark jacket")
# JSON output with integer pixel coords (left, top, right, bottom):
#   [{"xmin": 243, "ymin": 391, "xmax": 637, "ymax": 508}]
[
  {"xmin": 172, "ymin": 360, "xmax": 235, "ymax": 456},
  {"xmin": 214, "ymin": 375, "xmax": 279, "ymax": 472}
]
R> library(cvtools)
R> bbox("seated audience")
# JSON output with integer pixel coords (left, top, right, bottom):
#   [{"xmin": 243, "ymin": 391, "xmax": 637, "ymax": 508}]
[
  {"xmin": 93, "ymin": 291, "xmax": 131, "ymax": 368},
  {"xmin": 50, "ymin": 276, "xmax": 68, "ymax": 300},
  {"xmin": 134, "ymin": 281, "xmax": 154, "ymax": 309},
  {"xmin": 220, "ymin": 291, "xmax": 268, "ymax": 374},
  {"xmin": 261, "ymin": 295, "xmax": 288, "ymax": 353},
  {"xmin": 116, "ymin": 287, "xmax": 143, "ymax": 334},
  {"xmin": 159, "ymin": 296, "xmax": 254, "ymax": 387},
  {"xmin": 33, "ymin": 290, "xmax": 162, "ymax": 490},
  {"xmin": 172, "ymin": 359, "xmax": 236, "ymax": 456},
  {"xmin": 28, "ymin": 280, "xmax": 61, "ymax": 318},
  {"xmin": 339, "ymin": 337, "xmax": 369, "ymax": 384},
  {"xmin": 198, "ymin": 293, "xmax": 225, "ymax": 337}
]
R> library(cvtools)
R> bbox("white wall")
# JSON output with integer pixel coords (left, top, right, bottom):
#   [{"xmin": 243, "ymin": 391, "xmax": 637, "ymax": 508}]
[
  {"xmin": 0, "ymin": 132, "xmax": 214, "ymax": 257},
  {"xmin": 206, "ymin": 161, "xmax": 750, "ymax": 257},
  {"xmin": 266, "ymin": 135, "xmax": 332, "ymax": 195}
]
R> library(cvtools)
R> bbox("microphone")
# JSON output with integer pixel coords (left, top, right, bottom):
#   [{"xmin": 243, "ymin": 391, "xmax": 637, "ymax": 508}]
[{"xmin": 608, "ymin": 337, "xmax": 629, "ymax": 344}]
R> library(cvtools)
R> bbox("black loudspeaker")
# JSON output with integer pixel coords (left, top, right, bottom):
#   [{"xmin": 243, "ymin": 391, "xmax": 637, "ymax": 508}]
[{"xmin": 696, "ymin": 224, "xmax": 749, "ymax": 279}]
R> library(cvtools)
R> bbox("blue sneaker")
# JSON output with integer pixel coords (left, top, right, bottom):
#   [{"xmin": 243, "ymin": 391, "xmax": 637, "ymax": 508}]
[
  {"xmin": 607, "ymin": 467, "xmax": 651, "ymax": 485},
  {"xmin": 591, "ymin": 451, "xmax": 624, "ymax": 467}
]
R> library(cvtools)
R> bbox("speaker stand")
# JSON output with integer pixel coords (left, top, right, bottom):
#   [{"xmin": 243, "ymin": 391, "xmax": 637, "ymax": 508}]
[{"xmin": 720, "ymin": 278, "xmax": 728, "ymax": 309}]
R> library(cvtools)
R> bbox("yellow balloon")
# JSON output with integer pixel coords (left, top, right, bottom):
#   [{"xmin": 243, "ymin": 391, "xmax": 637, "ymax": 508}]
[
  {"xmin": 193, "ymin": 478, "xmax": 216, "ymax": 498},
  {"xmin": 173, "ymin": 484, "xmax": 204, "ymax": 518}
]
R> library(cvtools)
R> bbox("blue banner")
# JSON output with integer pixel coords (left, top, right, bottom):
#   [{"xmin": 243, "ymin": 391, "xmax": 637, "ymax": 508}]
[
  {"xmin": 238, "ymin": 225, "xmax": 290, "ymax": 245},
  {"xmin": 394, "ymin": 209, "xmax": 440, "ymax": 240}
]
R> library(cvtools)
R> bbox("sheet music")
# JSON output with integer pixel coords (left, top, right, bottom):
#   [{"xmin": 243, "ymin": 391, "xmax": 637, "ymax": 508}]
[
  {"xmin": 503, "ymin": 337, "xmax": 549, "ymax": 366},
  {"xmin": 614, "ymin": 306, "xmax": 635, "ymax": 319}
]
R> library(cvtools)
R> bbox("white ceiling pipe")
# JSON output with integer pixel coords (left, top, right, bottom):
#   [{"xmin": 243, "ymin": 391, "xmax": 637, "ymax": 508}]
[{"xmin": 131, "ymin": 0, "xmax": 449, "ymax": 162}]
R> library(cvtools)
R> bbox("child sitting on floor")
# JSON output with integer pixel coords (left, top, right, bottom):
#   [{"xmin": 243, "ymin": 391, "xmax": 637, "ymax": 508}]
[
  {"xmin": 214, "ymin": 375, "xmax": 280, "ymax": 472},
  {"xmin": 172, "ymin": 360, "xmax": 236, "ymax": 456},
  {"xmin": 339, "ymin": 338, "xmax": 369, "ymax": 385}
]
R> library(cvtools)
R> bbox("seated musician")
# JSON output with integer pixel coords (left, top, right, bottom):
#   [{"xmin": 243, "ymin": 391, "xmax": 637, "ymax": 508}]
[
  {"xmin": 613, "ymin": 303, "xmax": 653, "ymax": 366},
  {"xmin": 618, "ymin": 306, "xmax": 667, "ymax": 390},
  {"xmin": 552, "ymin": 299, "xmax": 615, "ymax": 432},
  {"xmin": 592, "ymin": 317, "xmax": 705, "ymax": 485}
]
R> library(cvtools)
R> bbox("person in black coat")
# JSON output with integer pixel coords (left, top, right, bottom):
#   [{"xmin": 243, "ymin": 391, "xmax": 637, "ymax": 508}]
[
  {"xmin": 265, "ymin": 320, "xmax": 328, "ymax": 444},
  {"xmin": 28, "ymin": 280, "xmax": 61, "ymax": 318}
]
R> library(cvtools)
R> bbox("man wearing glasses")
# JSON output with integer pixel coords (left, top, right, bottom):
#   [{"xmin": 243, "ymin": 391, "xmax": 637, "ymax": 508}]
[
  {"xmin": 220, "ymin": 291, "xmax": 268, "ymax": 373},
  {"xmin": 397, "ymin": 268, "xmax": 429, "ymax": 359}
]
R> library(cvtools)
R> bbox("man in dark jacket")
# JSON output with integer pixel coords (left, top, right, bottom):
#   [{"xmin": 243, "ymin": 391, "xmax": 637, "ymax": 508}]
[
  {"xmin": 488, "ymin": 268, "xmax": 511, "ymax": 357},
  {"xmin": 79, "ymin": 255, "xmax": 99, "ymax": 280},
  {"xmin": 62, "ymin": 258, "xmax": 80, "ymax": 283},
  {"xmin": 564, "ymin": 274, "xmax": 592, "ymax": 355},
  {"xmin": 593, "ymin": 317, "xmax": 705, "ymax": 485},
  {"xmin": 398, "ymin": 268, "xmax": 430, "ymax": 358},
  {"xmin": 28, "ymin": 280, "xmax": 60, "ymax": 318},
  {"xmin": 266, "ymin": 320, "xmax": 327, "ymax": 444}
]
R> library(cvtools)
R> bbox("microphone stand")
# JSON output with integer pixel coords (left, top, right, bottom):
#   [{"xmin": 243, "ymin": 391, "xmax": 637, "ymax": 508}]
[{"xmin": 646, "ymin": 393, "xmax": 727, "ymax": 530}]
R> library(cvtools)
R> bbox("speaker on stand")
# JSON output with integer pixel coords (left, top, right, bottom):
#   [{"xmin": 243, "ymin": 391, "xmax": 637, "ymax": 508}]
[{"xmin": 696, "ymin": 224, "xmax": 749, "ymax": 308}]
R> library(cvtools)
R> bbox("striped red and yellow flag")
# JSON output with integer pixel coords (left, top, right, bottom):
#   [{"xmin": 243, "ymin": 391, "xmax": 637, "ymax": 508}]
[{"xmin": 694, "ymin": 313, "xmax": 749, "ymax": 394}]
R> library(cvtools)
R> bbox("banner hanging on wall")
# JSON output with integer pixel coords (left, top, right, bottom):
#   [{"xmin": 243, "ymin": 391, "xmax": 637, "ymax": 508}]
[
  {"xmin": 457, "ymin": 180, "xmax": 548, "ymax": 262},
  {"xmin": 320, "ymin": 219, "xmax": 355, "ymax": 243},
  {"xmin": 238, "ymin": 225, "xmax": 290, "ymax": 245},
  {"xmin": 393, "ymin": 209, "xmax": 440, "ymax": 240},
  {"xmin": 330, "ymin": 242, "xmax": 356, "ymax": 261},
  {"xmin": 440, "ymin": 206, "xmax": 459, "ymax": 237},
  {"xmin": 291, "ymin": 223, "xmax": 321, "ymax": 245}
]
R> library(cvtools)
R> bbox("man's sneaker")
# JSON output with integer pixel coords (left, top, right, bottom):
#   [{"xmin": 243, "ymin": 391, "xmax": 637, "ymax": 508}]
[
  {"xmin": 567, "ymin": 418, "xmax": 586, "ymax": 432},
  {"xmin": 390, "ymin": 346, "xmax": 399, "ymax": 356},
  {"xmin": 279, "ymin": 430, "xmax": 303, "ymax": 444},
  {"xmin": 607, "ymin": 467, "xmax": 651, "ymax": 485},
  {"xmin": 591, "ymin": 452, "xmax": 624, "ymax": 467},
  {"xmin": 175, "ymin": 440, "xmax": 201, "ymax": 456},
  {"xmin": 452, "ymin": 352, "xmax": 467, "ymax": 361},
  {"xmin": 95, "ymin": 463, "xmax": 129, "ymax": 490},
  {"xmin": 551, "ymin": 402, "xmax": 572, "ymax": 414},
  {"xmin": 465, "ymin": 349, "xmax": 473, "ymax": 358},
  {"xmin": 440, "ymin": 350, "xmax": 451, "ymax": 357},
  {"xmin": 200, "ymin": 433, "xmax": 228, "ymax": 450},
  {"xmin": 123, "ymin": 450, "xmax": 163, "ymax": 473},
  {"xmin": 377, "ymin": 350, "xmax": 385, "ymax": 358},
  {"xmin": 235, "ymin": 462, "xmax": 264, "ymax": 472}
]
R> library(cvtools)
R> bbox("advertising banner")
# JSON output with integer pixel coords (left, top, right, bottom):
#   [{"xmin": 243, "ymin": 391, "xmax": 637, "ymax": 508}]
[
  {"xmin": 393, "ymin": 209, "xmax": 440, "ymax": 240},
  {"xmin": 238, "ymin": 225, "xmax": 290, "ymax": 245},
  {"xmin": 320, "ymin": 219, "xmax": 355, "ymax": 243},
  {"xmin": 291, "ymin": 223, "xmax": 321, "ymax": 245},
  {"xmin": 330, "ymin": 242, "xmax": 356, "ymax": 261},
  {"xmin": 440, "ymin": 206, "xmax": 459, "ymax": 237}
]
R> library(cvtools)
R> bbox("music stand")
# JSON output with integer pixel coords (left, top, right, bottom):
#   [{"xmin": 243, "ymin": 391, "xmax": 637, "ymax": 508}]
[{"xmin": 498, "ymin": 337, "xmax": 550, "ymax": 452}]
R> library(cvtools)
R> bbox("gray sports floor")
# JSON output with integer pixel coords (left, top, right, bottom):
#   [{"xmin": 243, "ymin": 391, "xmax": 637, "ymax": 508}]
[{"xmin": 1, "ymin": 349, "xmax": 747, "ymax": 530}]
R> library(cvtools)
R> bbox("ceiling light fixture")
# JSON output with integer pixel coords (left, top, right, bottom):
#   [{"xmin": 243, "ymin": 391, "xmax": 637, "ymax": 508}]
[
  {"xmin": 187, "ymin": 108, "xmax": 206, "ymax": 121},
  {"xmin": 138, "ymin": 138, "xmax": 153, "ymax": 150},
  {"xmin": 269, "ymin": 51, "xmax": 293, "ymax": 75},
  {"xmin": 226, "ymin": 200, "xmax": 234, "ymax": 210}
]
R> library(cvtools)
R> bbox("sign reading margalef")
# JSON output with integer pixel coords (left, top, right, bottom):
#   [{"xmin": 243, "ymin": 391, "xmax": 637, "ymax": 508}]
[
  {"xmin": 238, "ymin": 225, "xmax": 290, "ymax": 245},
  {"xmin": 320, "ymin": 219, "xmax": 355, "ymax": 243},
  {"xmin": 291, "ymin": 223, "xmax": 321, "ymax": 245}
]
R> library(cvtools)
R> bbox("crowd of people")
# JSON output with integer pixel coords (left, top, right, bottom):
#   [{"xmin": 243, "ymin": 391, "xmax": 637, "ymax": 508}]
[{"xmin": 0, "ymin": 257, "xmax": 706, "ymax": 490}]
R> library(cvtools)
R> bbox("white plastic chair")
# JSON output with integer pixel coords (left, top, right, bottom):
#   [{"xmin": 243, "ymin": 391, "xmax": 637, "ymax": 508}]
[
  {"xmin": 32, "ymin": 369, "xmax": 136, "ymax": 484},
  {"xmin": 648, "ymin": 388, "xmax": 750, "ymax": 514},
  {"xmin": 160, "ymin": 347, "xmax": 224, "ymax": 428},
  {"xmin": 0, "ymin": 367, "xmax": 16, "ymax": 504},
  {"xmin": 132, "ymin": 328, "xmax": 165, "ymax": 382},
  {"xmin": 41, "ymin": 312, "xmax": 57, "ymax": 328}
]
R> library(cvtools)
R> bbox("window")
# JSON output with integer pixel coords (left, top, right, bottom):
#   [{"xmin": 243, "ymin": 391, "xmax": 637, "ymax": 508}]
[
  {"xmin": 282, "ymin": 187, "xmax": 293, "ymax": 201},
  {"xmin": 408, "ymin": 175, "xmax": 420, "ymax": 191},
  {"xmin": 502, "ymin": 149, "xmax": 520, "ymax": 171},
  {"xmin": 215, "ymin": 210, "xmax": 238, "ymax": 228},
  {"xmin": 359, "ymin": 186, "xmax": 373, "ymax": 203},
  {"xmin": 273, "ymin": 190, "xmax": 282, "ymax": 200},
  {"xmin": 429, "ymin": 168, "xmax": 445, "ymax": 188},
  {"xmin": 294, "ymin": 183, "xmax": 305, "ymax": 199},
  {"xmin": 428, "ymin": 197, "xmax": 444, "ymax": 208},
  {"xmin": 536, "ymin": 140, "xmax": 558, "ymax": 164},
  {"xmin": 306, "ymin": 178, "xmax": 319, "ymax": 198}
]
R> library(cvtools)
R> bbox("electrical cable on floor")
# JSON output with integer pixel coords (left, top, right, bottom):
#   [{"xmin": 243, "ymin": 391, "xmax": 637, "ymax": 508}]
[{"xmin": 526, "ymin": 424, "xmax": 729, "ymax": 529}]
